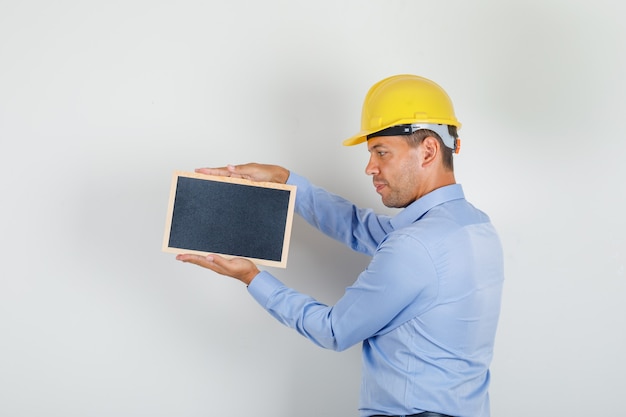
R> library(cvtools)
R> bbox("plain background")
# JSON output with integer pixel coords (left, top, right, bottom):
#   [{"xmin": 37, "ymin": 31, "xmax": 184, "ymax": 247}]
[{"xmin": 1, "ymin": 0, "xmax": 624, "ymax": 416}]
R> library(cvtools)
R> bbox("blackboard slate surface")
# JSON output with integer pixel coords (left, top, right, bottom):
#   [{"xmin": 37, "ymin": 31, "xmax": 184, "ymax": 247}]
[{"xmin": 163, "ymin": 171, "xmax": 296, "ymax": 268}]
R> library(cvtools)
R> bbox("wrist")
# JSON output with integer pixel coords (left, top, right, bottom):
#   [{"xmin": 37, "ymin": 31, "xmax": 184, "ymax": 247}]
[
  {"xmin": 242, "ymin": 268, "xmax": 261, "ymax": 286},
  {"xmin": 273, "ymin": 166, "xmax": 290, "ymax": 184}
]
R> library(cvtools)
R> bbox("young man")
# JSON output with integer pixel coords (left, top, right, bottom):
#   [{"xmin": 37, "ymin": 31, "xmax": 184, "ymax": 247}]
[{"xmin": 176, "ymin": 74, "xmax": 504, "ymax": 417}]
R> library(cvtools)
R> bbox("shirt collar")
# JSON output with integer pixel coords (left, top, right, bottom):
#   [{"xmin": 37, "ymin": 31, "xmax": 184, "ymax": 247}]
[{"xmin": 390, "ymin": 183, "xmax": 465, "ymax": 230}]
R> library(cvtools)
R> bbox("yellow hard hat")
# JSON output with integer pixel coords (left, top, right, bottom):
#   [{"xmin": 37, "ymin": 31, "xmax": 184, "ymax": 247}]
[{"xmin": 343, "ymin": 74, "xmax": 461, "ymax": 148}]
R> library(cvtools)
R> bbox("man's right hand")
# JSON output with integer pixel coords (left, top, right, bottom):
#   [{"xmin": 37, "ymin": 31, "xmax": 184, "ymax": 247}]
[{"xmin": 195, "ymin": 163, "xmax": 290, "ymax": 184}]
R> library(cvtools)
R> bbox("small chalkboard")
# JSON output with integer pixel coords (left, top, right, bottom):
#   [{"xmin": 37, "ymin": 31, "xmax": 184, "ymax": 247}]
[{"xmin": 163, "ymin": 171, "xmax": 296, "ymax": 268}]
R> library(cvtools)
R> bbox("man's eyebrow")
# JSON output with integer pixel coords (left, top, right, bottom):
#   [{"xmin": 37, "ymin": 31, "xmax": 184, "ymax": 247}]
[{"xmin": 368, "ymin": 143, "xmax": 387, "ymax": 152}]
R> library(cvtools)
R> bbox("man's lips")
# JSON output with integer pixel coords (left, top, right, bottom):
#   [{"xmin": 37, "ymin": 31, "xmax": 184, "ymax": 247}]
[{"xmin": 373, "ymin": 181, "xmax": 387, "ymax": 193}]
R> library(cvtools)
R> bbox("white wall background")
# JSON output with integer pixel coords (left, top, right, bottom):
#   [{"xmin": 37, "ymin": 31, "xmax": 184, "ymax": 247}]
[{"xmin": 1, "ymin": 0, "xmax": 624, "ymax": 416}]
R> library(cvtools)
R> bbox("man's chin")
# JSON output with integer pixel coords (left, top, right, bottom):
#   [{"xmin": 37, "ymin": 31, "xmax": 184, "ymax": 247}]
[{"xmin": 381, "ymin": 196, "xmax": 411, "ymax": 209}]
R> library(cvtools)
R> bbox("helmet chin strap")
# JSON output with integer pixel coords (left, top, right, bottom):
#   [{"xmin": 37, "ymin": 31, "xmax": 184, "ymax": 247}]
[{"xmin": 366, "ymin": 123, "xmax": 459, "ymax": 154}]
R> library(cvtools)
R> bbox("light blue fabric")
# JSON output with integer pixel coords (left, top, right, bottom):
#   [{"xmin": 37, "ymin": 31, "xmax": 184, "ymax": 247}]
[{"xmin": 248, "ymin": 172, "xmax": 504, "ymax": 417}]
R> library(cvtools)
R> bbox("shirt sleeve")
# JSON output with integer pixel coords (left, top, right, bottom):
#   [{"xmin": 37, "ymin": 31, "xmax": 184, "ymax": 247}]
[
  {"xmin": 247, "ymin": 232, "xmax": 438, "ymax": 351},
  {"xmin": 287, "ymin": 172, "xmax": 393, "ymax": 256}
]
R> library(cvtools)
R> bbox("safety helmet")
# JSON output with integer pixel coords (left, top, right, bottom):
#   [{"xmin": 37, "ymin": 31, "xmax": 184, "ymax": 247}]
[{"xmin": 343, "ymin": 74, "xmax": 461, "ymax": 152}]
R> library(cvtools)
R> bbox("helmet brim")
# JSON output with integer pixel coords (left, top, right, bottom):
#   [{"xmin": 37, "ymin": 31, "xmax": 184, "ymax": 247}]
[{"xmin": 342, "ymin": 132, "xmax": 368, "ymax": 147}]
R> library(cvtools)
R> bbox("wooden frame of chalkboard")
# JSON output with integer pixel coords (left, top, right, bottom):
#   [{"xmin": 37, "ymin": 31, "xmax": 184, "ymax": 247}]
[{"xmin": 163, "ymin": 171, "xmax": 297, "ymax": 268}]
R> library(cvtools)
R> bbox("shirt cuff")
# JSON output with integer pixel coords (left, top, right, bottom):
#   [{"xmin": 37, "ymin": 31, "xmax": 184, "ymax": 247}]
[
  {"xmin": 247, "ymin": 270, "xmax": 284, "ymax": 307},
  {"xmin": 286, "ymin": 171, "xmax": 311, "ymax": 189}
]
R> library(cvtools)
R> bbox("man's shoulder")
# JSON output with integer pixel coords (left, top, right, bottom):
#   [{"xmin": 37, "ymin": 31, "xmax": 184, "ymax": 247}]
[{"xmin": 393, "ymin": 200, "xmax": 493, "ymax": 244}]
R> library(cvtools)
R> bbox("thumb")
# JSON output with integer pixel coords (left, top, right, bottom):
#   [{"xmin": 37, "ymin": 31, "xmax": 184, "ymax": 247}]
[
  {"xmin": 226, "ymin": 164, "xmax": 249, "ymax": 179},
  {"xmin": 205, "ymin": 254, "xmax": 228, "ymax": 268}
]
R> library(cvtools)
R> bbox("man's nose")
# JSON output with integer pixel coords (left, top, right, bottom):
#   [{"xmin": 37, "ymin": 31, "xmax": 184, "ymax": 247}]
[{"xmin": 365, "ymin": 157, "xmax": 378, "ymax": 176}]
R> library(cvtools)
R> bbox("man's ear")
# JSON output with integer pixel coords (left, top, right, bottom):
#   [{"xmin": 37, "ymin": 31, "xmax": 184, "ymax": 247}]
[{"xmin": 421, "ymin": 136, "xmax": 439, "ymax": 167}]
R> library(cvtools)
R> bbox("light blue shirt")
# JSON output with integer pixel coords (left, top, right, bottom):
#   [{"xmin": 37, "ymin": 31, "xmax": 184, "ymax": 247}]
[{"xmin": 248, "ymin": 172, "xmax": 504, "ymax": 417}]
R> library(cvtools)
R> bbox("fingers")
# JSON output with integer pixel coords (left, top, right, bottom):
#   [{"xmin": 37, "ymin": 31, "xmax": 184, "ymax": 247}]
[
  {"xmin": 195, "ymin": 164, "xmax": 251, "ymax": 179},
  {"xmin": 176, "ymin": 253, "xmax": 217, "ymax": 269},
  {"xmin": 195, "ymin": 166, "xmax": 236, "ymax": 177},
  {"xmin": 176, "ymin": 253, "xmax": 232, "ymax": 277}
]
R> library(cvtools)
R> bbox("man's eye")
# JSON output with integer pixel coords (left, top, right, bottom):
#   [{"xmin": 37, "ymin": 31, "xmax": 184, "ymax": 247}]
[{"xmin": 378, "ymin": 151, "xmax": 387, "ymax": 157}]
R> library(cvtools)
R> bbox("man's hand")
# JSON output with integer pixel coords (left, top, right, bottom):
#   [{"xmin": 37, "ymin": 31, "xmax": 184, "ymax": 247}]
[
  {"xmin": 195, "ymin": 163, "xmax": 290, "ymax": 184},
  {"xmin": 176, "ymin": 253, "xmax": 260, "ymax": 285}
]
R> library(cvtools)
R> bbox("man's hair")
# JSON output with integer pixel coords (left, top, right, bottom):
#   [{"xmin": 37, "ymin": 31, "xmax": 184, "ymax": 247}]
[{"xmin": 404, "ymin": 125, "xmax": 457, "ymax": 171}]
